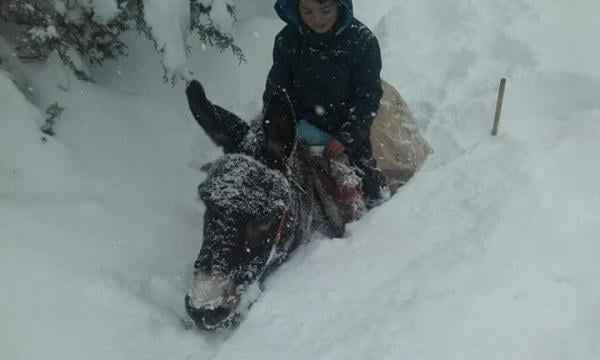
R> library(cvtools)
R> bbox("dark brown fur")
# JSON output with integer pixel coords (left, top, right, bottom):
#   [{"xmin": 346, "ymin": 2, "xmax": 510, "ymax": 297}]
[{"xmin": 184, "ymin": 80, "xmax": 362, "ymax": 330}]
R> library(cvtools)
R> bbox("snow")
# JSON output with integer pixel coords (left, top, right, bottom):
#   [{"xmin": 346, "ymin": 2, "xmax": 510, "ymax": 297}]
[
  {"xmin": 209, "ymin": 0, "xmax": 235, "ymax": 34},
  {"xmin": 28, "ymin": 25, "xmax": 59, "ymax": 41},
  {"xmin": 53, "ymin": 0, "xmax": 67, "ymax": 15},
  {"xmin": 88, "ymin": 0, "xmax": 120, "ymax": 24},
  {"xmin": 140, "ymin": 0, "xmax": 235, "ymax": 78},
  {"xmin": 2, "ymin": 0, "xmax": 600, "ymax": 359},
  {"xmin": 143, "ymin": 0, "xmax": 191, "ymax": 77}
]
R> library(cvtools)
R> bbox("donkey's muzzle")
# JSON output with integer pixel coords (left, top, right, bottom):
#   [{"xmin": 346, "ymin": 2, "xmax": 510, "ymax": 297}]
[{"xmin": 185, "ymin": 295, "xmax": 233, "ymax": 330}]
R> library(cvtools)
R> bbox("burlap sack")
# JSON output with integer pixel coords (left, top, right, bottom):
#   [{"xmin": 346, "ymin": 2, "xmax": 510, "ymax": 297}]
[{"xmin": 371, "ymin": 80, "xmax": 433, "ymax": 192}]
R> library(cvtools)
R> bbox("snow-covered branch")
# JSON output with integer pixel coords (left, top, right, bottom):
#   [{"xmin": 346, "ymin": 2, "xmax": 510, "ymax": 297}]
[{"xmin": 0, "ymin": 0, "xmax": 243, "ymax": 82}]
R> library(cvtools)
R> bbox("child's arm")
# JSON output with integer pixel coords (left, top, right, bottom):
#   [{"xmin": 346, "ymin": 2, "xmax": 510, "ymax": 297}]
[
  {"xmin": 336, "ymin": 36, "xmax": 383, "ymax": 153},
  {"xmin": 263, "ymin": 31, "xmax": 294, "ymax": 106}
]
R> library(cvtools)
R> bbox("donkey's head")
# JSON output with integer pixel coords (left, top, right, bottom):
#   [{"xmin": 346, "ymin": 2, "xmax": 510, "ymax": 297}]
[{"xmin": 185, "ymin": 81, "xmax": 298, "ymax": 330}]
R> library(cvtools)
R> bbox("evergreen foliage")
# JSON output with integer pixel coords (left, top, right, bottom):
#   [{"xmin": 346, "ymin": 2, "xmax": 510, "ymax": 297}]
[
  {"xmin": 190, "ymin": 1, "xmax": 244, "ymax": 62},
  {"xmin": 41, "ymin": 101, "xmax": 65, "ymax": 136},
  {"xmin": 0, "ymin": 0, "xmax": 242, "ymax": 81}
]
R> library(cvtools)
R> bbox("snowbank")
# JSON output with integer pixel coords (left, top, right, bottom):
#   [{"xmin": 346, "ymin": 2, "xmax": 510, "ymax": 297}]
[
  {"xmin": 214, "ymin": 85, "xmax": 600, "ymax": 359},
  {"xmin": 2, "ymin": 0, "xmax": 600, "ymax": 359},
  {"xmin": 0, "ymin": 66, "xmax": 210, "ymax": 360},
  {"xmin": 0, "ymin": 72, "xmax": 75, "ymax": 193}
]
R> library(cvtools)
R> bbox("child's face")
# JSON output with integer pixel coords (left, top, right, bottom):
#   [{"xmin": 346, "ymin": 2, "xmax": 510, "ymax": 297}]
[{"xmin": 298, "ymin": 0, "xmax": 339, "ymax": 34}]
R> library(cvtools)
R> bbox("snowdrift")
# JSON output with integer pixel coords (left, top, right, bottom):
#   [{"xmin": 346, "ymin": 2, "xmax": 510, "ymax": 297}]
[{"xmin": 2, "ymin": 1, "xmax": 600, "ymax": 359}]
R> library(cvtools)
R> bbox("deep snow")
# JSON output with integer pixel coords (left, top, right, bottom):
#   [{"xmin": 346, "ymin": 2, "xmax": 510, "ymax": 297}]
[{"xmin": 2, "ymin": 0, "xmax": 600, "ymax": 359}]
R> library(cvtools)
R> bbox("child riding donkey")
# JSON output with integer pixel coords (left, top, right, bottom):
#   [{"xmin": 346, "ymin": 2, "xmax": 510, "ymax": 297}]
[
  {"xmin": 266, "ymin": 0, "xmax": 390, "ymax": 208},
  {"xmin": 182, "ymin": 0, "xmax": 432, "ymax": 330}
]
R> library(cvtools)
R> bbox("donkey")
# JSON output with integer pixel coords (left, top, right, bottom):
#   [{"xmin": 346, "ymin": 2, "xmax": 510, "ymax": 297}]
[{"xmin": 184, "ymin": 80, "xmax": 365, "ymax": 330}]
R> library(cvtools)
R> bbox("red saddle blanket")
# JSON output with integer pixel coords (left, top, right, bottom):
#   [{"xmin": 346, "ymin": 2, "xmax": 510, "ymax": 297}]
[{"xmin": 313, "ymin": 154, "xmax": 366, "ymax": 225}]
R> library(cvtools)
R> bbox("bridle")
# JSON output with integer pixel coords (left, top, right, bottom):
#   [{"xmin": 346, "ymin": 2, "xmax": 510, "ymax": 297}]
[{"xmin": 266, "ymin": 209, "xmax": 290, "ymax": 267}]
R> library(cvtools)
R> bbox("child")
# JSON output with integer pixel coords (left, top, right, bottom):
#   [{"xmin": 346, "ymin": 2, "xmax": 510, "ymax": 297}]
[{"xmin": 264, "ymin": 0, "xmax": 389, "ymax": 207}]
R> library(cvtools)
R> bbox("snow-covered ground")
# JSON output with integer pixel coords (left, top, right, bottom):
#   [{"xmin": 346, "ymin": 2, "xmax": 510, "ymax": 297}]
[{"xmin": 2, "ymin": 0, "xmax": 600, "ymax": 359}]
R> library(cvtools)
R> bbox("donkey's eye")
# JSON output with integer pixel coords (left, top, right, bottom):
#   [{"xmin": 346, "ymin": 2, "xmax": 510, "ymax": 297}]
[
  {"xmin": 245, "ymin": 216, "xmax": 276, "ymax": 247},
  {"xmin": 251, "ymin": 217, "xmax": 275, "ymax": 232},
  {"xmin": 257, "ymin": 219, "xmax": 274, "ymax": 232}
]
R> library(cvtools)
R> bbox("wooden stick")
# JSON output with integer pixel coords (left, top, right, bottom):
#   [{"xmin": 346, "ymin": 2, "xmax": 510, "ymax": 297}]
[{"xmin": 491, "ymin": 78, "xmax": 507, "ymax": 136}]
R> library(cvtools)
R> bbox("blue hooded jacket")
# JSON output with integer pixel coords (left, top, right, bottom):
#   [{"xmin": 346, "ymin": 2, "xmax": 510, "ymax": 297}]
[{"xmin": 265, "ymin": 0, "xmax": 383, "ymax": 156}]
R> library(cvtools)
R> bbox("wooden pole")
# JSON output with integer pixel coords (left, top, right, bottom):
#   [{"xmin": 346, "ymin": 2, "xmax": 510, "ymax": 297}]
[{"xmin": 491, "ymin": 78, "xmax": 507, "ymax": 136}]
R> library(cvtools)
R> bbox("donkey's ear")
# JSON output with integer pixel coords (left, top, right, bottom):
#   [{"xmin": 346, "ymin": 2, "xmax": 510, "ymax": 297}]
[
  {"xmin": 263, "ymin": 85, "xmax": 296, "ymax": 169},
  {"xmin": 186, "ymin": 80, "xmax": 249, "ymax": 154}
]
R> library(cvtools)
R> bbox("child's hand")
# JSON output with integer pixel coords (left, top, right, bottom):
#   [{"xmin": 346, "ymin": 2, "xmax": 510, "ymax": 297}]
[{"xmin": 323, "ymin": 139, "xmax": 346, "ymax": 159}]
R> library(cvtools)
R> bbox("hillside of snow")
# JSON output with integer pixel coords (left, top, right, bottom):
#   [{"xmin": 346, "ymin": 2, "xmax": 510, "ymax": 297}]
[{"xmin": 2, "ymin": 1, "xmax": 600, "ymax": 359}]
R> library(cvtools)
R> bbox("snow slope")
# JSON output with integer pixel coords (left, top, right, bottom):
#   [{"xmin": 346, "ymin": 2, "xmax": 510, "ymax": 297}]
[{"xmin": 2, "ymin": 1, "xmax": 600, "ymax": 359}]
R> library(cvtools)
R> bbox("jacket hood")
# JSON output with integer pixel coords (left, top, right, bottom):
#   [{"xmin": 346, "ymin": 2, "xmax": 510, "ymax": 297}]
[{"xmin": 274, "ymin": 0, "xmax": 353, "ymax": 36}]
